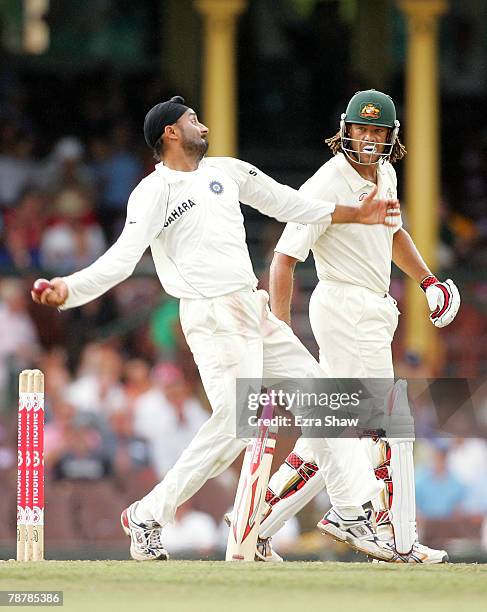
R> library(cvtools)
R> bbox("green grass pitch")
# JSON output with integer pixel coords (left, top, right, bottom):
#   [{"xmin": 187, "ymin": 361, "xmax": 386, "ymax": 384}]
[{"xmin": 1, "ymin": 561, "xmax": 486, "ymax": 612}]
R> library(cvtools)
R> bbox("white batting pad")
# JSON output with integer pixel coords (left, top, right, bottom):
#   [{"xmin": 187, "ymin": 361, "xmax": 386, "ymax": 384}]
[
  {"xmin": 389, "ymin": 439, "xmax": 417, "ymax": 554},
  {"xmin": 260, "ymin": 466, "xmax": 325, "ymax": 539},
  {"xmin": 380, "ymin": 380, "xmax": 417, "ymax": 553},
  {"xmin": 382, "ymin": 379, "xmax": 415, "ymax": 441}
]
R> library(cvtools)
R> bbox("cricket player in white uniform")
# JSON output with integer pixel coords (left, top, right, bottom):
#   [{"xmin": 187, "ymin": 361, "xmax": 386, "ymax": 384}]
[
  {"xmin": 258, "ymin": 90, "xmax": 460, "ymax": 563},
  {"xmin": 32, "ymin": 96, "xmax": 401, "ymax": 562}
]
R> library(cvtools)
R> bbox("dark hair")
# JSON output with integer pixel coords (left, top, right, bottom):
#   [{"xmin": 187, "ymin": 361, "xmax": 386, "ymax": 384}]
[
  {"xmin": 153, "ymin": 136, "xmax": 164, "ymax": 162},
  {"xmin": 325, "ymin": 129, "xmax": 407, "ymax": 163}
]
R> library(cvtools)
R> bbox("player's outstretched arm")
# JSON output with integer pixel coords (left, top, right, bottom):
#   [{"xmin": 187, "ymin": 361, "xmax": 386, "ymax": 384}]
[
  {"xmin": 332, "ymin": 186, "xmax": 401, "ymax": 226},
  {"xmin": 269, "ymin": 253, "xmax": 299, "ymax": 326},
  {"xmin": 30, "ymin": 179, "xmax": 167, "ymax": 311},
  {"xmin": 30, "ymin": 227, "xmax": 148, "ymax": 311},
  {"xmin": 211, "ymin": 158, "xmax": 398, "ymax": 227},
  {"xmin": 210, "ymin": 157, "xmax": 337, "ymax": 224},
  {"xmin": 392, "ymin": 228, "xmax": 461, "ymax": 327}
]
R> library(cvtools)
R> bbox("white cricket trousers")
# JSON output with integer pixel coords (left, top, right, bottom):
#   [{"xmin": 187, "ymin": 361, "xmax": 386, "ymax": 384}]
[
  {"xmin": 310, "ymin": 280, "xmax": 399, "ymax": 378},
  {"xmin": 307, "ymin": 281, "xmax": 418, "ymax": 553},
  {"xmin": 137, "ymin": 288, "xmax": 381, "ymax": 526},
  {"xmin": 262, "ymin": 280, "xmax": 400, "ymax": 537},
  {"xmin": 309, "ymin": 278, "xmax": 399, "ymax": 453},
  {"xmin": 294, "ymin": 280, "xmax": 399, "ymax": 461}
]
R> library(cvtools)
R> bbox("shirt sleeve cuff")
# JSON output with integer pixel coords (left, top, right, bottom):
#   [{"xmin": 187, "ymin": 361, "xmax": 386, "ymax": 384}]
[{"xmin": 273, "ymin": 248, "xmax": 307, "ymax": 263}]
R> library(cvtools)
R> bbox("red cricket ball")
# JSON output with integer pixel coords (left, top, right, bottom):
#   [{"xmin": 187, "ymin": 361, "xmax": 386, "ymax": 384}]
[{"xmin": 32, "ymin": 278, "xmax": 52, "ymax": 296}]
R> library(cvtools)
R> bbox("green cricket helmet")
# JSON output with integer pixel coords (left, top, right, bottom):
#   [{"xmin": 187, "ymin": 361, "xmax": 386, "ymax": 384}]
[{"xmin": 339, "ymin": 89, "xmax": 400, "ymax": 165}]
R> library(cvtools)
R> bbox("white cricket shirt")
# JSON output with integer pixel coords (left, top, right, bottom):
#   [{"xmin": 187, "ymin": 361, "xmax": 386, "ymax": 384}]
[
  {"xmin": 275, "ymin": 153, "xmax": 401, "ymax": 294},
  {"xmin": 60, "ymin": 157, "xmax": 336, "ymax": 306}
]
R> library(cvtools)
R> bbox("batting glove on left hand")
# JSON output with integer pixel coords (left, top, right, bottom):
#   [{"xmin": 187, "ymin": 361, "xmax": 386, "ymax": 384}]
[{"xmin": 420, "ymin": 276, "xmax": 460, "ymax": 328}]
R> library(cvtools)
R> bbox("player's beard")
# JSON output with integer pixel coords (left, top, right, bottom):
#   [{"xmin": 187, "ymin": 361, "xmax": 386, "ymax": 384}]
[{"xmin": 183, "ymin": 136, "xmax": 209, "ymax": 162}]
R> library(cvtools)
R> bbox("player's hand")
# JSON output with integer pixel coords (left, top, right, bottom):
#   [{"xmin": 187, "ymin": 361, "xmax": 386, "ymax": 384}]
[
  {"xmin": 358, "ymin": 185, "xmax": 401, "ymax": 227},
  {"xmin": 420, "ymin": 276, "xmax": 460, "ymax": 327},
  {"xmin": 31, "ymin": 277, "xmax": 69, "ymax": 308}
]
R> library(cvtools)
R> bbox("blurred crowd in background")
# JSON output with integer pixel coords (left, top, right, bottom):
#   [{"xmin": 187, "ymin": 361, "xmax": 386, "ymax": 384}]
[{"xmin": 0, "ymin": 0, "xmax": 486, "ymax": 560}]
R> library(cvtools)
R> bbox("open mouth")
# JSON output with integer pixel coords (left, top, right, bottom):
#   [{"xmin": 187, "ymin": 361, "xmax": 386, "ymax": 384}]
[{"xmin": 362, "ymin": 144, "xmax": 376, "ymax": 154}]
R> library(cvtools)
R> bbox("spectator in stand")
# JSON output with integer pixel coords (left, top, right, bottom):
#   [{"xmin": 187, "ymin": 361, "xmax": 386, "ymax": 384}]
[
  {"xmin": 65, "ymin": 343, "xmax": 127, "ymax": 417},
  {"xmin": 446, "ymin": 438, "xmax": 487, "ymax": 518},
  {"xmin": 415, "ymin": 444, "xmax": 466, "ymax": 519},
  {"xmin": 447, "ymin": 438, "xmax": 487, "ymax": 489},
  {"xmin": 50, "ymin": 412, "xmax": 111, "ymax": 482},
  {"xmin": 0, "ymin": 278, "xmax": 39, "ymax": 398},
  {"xmin": 90, "ymin": 123, "xmax": 142, "ymax": 243},
  {"xmin": 133, "ymin": 362, "xmax": 208, "ymax": 479},
  {"xmin": 40, "ymin": 187, "xmax": 106, "ymax": 274},
  {"xmin": 62, "ymin": 294, "xmax": 118, "ymax": 370},
  {"xmin": 44, "ymin": 398, "xmax": 77, "ymax": 472},
  {"xmin": 0, "ymin": 418, "xmax": 16, "ymax": 477},
  {"xmin": 0, "ymin": 123, "xmax": 37, "ymax": 210},
  {"xmin": 123, "ymin": 358, "xmax": 153, "ymax": 410},
  {"xmin": 107, "ymin": 408, "xmax": 157, "ymax": 500},
  {"xmin": 39, "ymin": 346, "xmax": 72, "ymax": 406},
  {"xmin": 0, "ymin": 190, "xmax": 47, "ymax": 271},
  {"xmin": 88, "ymin": 134, "xmax": 112, "ymax": 229},
  {"xmin": 0, "ymin": 417, "xmax": 16, "ymax": 539},
  {"xmin": 38, "ymin": 137, "xmax": 94, "ymax": 194},
  {"xmin": 149, "ymin": 297, "xmax": 181, "ymax": 359}
]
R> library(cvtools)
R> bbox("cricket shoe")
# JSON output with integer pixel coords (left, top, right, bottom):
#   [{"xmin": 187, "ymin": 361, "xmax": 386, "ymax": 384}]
[
  {"xmin": 317, "ymin": 508, "xmax": 395, "ymax": 562},
  {"xmin": 121, "ymin": 502, "xmax": 169, "ymax": 561},
  {"xmin": 374, "ymin": 541, "xmax": 448, "ymax": 564},
  {"xmin": 224, "ymin": 513, "xmax": 283, "ymax": 562},
  {"xmin": 255, "ymin": 537, "xmax": 284, "ymax": 562}
]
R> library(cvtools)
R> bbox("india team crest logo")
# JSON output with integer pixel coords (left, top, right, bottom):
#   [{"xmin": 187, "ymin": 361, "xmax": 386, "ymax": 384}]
[
  {"xmin": 209, "ymin": 180, "xmax": 224, "ymax": 195},
  {"xmin": 359, "ymin": 103, "xmax": 381, "ymax": 120}
]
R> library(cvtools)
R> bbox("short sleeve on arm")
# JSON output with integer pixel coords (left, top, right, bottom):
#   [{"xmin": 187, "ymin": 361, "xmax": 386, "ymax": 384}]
[
  {"xmin": 392, "ymin": 215, "xmax": 403, "ymax": 234},
  {"xmin": 275, "ymin": 222, "xmax": 325, "ymax": 262}
]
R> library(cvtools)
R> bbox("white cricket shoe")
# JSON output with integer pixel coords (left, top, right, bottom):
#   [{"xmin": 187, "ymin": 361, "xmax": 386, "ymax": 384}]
[
  {"xmin": 317, "ymin": 508, "xmax": 394, "ymax": 562},
  {"xmin": 255, "ymin": 537, "xmax": 284, "ymax": 563},
  {"xmin": 121, "ymin": 502, "xmax": 169, "ymax": 561},
  {"xmin": 376, "ymin": 541, "xmax": 448, "ymax": 564},
  {"xmin": 224, "ymin": 513, "xmax": 283, "ymax": 562}
]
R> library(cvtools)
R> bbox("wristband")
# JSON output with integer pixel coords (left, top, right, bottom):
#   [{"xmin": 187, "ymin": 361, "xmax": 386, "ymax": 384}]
[{"xmin": 420, "ymin": 275, "xmax": 438, "ymax": 292}]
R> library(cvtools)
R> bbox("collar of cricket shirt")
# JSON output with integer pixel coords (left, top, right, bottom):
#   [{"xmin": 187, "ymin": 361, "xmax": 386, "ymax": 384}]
[
  {"xmin": 335, "ymin": 152, "xmax": 379, "ymax": 193},
  {"xmin": 155, "ymin": 161, "xmax": 205, "ymax": 184}
]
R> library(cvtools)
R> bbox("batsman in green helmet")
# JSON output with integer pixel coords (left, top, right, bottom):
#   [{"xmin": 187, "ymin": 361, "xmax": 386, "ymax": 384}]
[
  {"xmin": 262, "ymin": 89, "xmax": 461, "ymax": 564},
  {"xmin": 327, "ymin": 89, "xmax": 406, "ymax": 166}
]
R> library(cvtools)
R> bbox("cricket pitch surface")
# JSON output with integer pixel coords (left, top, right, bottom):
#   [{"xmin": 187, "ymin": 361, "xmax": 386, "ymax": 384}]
[{"xmin": 1, "ymin": 561, "xmax": 486, "ymax": 612}]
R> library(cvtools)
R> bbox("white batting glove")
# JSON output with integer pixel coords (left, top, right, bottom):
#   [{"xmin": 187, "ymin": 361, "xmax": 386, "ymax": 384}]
[{"xmin": 420, "ymin": 275, "xmax": 460, "ymax": 328}]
